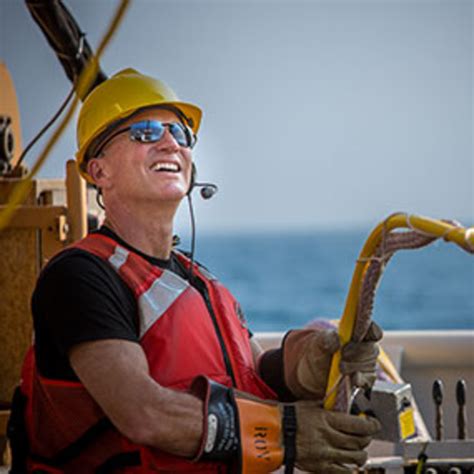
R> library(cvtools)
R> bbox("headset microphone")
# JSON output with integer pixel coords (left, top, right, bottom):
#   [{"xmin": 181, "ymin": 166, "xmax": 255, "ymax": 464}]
[{"xmin": 194, "ymin": 182, "xmax": 219, "ymax": 200}]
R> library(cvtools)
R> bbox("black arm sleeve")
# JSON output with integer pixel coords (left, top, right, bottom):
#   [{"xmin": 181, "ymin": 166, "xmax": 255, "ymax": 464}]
[
  {"xmin": 32, "ymin": 249, "xmax": 139, "ymax": 380},
  {"xmin": 258, "ymin": 348, "xmax": 296, "ymax": 402}
]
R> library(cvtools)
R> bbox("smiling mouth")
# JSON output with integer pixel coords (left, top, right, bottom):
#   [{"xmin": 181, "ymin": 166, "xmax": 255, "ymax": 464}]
[{"xmin": 151, "ymin": 162, "xmax": 181, "ymax": 173}]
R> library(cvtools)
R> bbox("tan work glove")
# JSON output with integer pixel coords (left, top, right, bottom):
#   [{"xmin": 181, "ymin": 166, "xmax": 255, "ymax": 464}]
[
  {"xmin": 295, "ymin": 401, "xmax": 381, "ymax": 473},
  {"xmin": 284, "ymin": 321, "xmax": 383, "ymax": 400},
  {"xmin": 340, "ymin": 322, "xmax": 383, "ymax": 388},
  {"xmin": 193, "ymin": 377, "xmax": 381, "ymax": 474}
]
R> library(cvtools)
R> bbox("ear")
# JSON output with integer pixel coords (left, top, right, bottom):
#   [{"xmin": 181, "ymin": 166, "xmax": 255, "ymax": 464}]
[{"xmin": 87, "ymin": 157, "xmax": 111, "ymax": 189}]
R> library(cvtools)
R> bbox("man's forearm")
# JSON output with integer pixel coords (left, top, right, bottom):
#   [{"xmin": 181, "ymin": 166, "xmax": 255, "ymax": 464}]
[
  {"xmin": 145, "ymin": 385, "xmax": 204, "ymax": 457},
  {"xmin": 70, "ymin": 339, "xmax": 204, "ymax": 458}
]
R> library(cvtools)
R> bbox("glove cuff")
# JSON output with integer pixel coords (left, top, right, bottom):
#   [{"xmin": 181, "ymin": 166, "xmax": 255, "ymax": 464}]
[
  {"xmin": 190, "ymin": 376, "xmax": 239, "ymax": 462},
  {"xmin": 191, "ymin": 376, "xmax": 292, "ymax": 473}
]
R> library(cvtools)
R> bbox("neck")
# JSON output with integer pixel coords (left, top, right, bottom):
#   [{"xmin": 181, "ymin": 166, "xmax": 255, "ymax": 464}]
[{"xmin": 103, "ymin": 200, "xmax": 179, "ymax": 260}]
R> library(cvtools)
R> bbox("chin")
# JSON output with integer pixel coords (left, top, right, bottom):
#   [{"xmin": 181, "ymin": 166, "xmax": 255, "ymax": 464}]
[{"xmin": 155, "ymin": 185, "xmax": 188, "ymax": 202}]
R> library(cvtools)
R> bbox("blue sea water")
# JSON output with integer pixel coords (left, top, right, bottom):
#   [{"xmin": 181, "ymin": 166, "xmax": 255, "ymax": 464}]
[{"xmin": 190, "ymin": 230, "xmax": 474, "ymax": 332}]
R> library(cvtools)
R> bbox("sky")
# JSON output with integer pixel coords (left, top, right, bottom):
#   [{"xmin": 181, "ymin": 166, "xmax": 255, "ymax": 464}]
[{"xmin": 0, "ymin": 0, "xmax": 473, "ymax": 234}]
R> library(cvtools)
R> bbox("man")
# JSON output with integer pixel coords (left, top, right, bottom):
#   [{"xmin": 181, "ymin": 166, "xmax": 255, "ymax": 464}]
[{"xmin": 17, "ymin": 69, "xmax": 381, "ymax": 473}]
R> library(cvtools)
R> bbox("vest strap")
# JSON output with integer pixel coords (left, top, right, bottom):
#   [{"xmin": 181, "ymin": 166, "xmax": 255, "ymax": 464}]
[
  {"xmin": 33, "ymin": 418, "xmax": 112, "ymax": 466},
  {"xmin": 96, "ymin": 451, "xmax": 142, "ymax": 473}
]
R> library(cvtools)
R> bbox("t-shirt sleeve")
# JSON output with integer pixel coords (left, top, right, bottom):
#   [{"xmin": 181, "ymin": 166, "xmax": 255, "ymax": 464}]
[{"xmin": 32, "ymin": 249, "xmax": 139, "ymax": 360}]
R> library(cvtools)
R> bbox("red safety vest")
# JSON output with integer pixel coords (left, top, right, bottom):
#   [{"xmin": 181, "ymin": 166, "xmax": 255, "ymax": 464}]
[{"xmin": 22, "ymin": 233, "xmax": 276, "ymax": 473}]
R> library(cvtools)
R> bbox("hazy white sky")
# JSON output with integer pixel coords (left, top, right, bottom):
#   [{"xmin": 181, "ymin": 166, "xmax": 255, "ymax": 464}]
[{"xmin": 1, "ymin": 0, "xmax": 473, "ymax": 233}]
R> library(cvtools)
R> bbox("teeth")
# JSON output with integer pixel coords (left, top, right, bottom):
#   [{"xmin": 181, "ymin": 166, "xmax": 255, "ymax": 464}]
[{"xmin": 152, "ymin": 162, "xmax": 179, "ymax": 172}]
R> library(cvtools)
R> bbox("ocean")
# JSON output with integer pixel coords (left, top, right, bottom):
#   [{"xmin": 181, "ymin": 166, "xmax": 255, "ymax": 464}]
[{"xmin": 188, "ymin": 230, "xmax": 474, "ymax": 332}]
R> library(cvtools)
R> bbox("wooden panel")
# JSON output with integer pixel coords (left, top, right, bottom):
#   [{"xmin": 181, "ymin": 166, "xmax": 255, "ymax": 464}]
[
  {"xmin": 0, "ymin": 411, "xmax": 8, "ymax": 436},
  {"xmin": 0, "ymin": 410, "xmax": 8, "ymax": 468},
  {"xmin": 0, "ymin": 173, "xmax": 92, "ymax": 407},
  {"xmin": 0, "ymin": 180, "xmax": 37, "ymax": 405},
  {"xmin": 0, "ymin": 205, "xmax": 68, "ymax": 231}
]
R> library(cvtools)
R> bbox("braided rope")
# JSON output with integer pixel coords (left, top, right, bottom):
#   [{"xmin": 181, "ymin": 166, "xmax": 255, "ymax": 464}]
[
  {"xmin": 352, "ymin": 230, "xmax": 437, "ymax": 342},
  {"xmin": 335, "ymin": 219, "xmax": 462, "ymax": 411},
  {"xmin": 325, "ymin": 214, "xmax": 472, "ymax": 411},
  {"xmin": 352, "ymin": 218, "xmax": 462, "ymax": 343}
]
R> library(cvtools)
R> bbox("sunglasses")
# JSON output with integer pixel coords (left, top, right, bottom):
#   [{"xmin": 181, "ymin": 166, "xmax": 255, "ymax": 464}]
[{"xmin": 94, "ymin": 119, "xmax": 195, "ymax": 157}]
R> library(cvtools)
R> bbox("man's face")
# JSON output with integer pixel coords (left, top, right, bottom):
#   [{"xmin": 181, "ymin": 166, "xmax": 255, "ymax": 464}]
[{"xmin": 88, "ymin": 108, "xmax": 193, "ymax": 207}]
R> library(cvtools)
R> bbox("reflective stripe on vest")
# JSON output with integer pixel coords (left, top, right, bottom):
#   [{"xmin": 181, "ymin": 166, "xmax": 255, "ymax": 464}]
[
  {"xmin": 108, "ymin": 245, "xmax": 129, "ymax": 270},
  {"xmin": 138, "ymin": 269, "xmax": 188, "ymax": 339}
]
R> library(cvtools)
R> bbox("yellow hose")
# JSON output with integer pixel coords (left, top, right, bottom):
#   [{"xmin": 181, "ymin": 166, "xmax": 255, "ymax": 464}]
[
  {"xmin": 324, "ymin": 212, "xmax": 474, "ymax": 409},
  {"xmin": 0, "ymin": 0, "xmax": 131, "ymax": 232}
]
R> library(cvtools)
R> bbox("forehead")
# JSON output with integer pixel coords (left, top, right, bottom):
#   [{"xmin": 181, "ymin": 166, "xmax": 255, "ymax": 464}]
[{"xmin": 123, "ymin": 108, "xmax": 182, "ymax": 127}]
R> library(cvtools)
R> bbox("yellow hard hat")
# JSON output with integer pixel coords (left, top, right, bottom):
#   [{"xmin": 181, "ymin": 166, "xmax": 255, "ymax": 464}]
[{"xmin": 76, "ymin": 68, "xmax": 202, "ymax": 181}]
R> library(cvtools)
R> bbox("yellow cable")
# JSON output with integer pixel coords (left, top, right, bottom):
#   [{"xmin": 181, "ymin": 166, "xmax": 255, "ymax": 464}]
[
  {"xmin": 324, "ymin": 212, "xmax": 474, "ymax": 409},
  {"xmin": 0, "ymin": 0, "xmax": 131, "ymax": 231}
]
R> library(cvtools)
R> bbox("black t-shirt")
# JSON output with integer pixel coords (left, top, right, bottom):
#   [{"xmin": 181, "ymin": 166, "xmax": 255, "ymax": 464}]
[{"xmin": 32, "ymin": 226, "xmax": 192, "ymax": 381}]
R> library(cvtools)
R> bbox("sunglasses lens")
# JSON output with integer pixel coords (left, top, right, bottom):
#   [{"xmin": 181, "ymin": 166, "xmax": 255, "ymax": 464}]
[
  {"xmin": 168, "ymin": 123, "xmax": 189, "ymax": 147},
  {"xmin": 130, "ymin": 121, "xmax": 165, "ymax": 142},
  {"xmin": 130, "ymin": 121, "xmax": 190, "ymax": 147}
]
